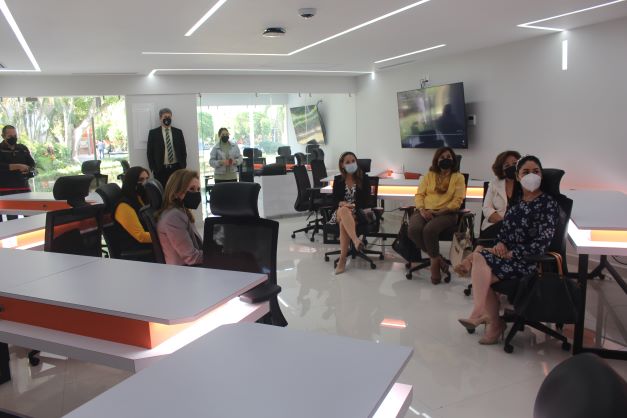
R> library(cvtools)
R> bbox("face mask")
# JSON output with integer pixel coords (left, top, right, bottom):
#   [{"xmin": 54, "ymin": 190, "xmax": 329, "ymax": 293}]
[
  {"xmin": 438, "ymin": 158, "xmax": 454, "ymax": 170},
  {"xmin": 344, "ymin": 162, "xmax": 358, "ymax": 174},
  {"xmin": 183, "ymin": 191, "xmax": 201, "ymax": 209},
  {"xmin": 221, "ymin": 135, "xmax": 229, "ymax": 143},
  {"xmin": 162, "ymin": 117, "xmax": 172, "ymax": 127},
  {"xmin": 6, "ymin": 136, "xmax": 17, "ymax": 146},
  {"xmin": 520, "ymin": 173, "xmax": 542, "ymax": 192},
  {"xmin": 136, "ymin": 183, "xmax": 146, "ymax": 197},
  {"xmin": 504, "ymin": 166, "xmax": 516, "ymax": 180}
]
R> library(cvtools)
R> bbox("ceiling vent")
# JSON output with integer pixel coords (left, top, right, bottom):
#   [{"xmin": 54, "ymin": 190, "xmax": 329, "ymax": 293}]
[{"xmin": 262, "ymin": 27, "xmax": 286, "ymax": 37}]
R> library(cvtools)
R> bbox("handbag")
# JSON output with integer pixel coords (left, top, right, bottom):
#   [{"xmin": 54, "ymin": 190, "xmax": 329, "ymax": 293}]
[
  {"xmin": 448, "ymin": 214, "xmax": 474, "ymax": 267},
  {"xmin": 392, "ymin": 210, "xmax": 421, "ymax": 262},
  {"xmin": 513, "ymin": 253, "xmax": 582, "ymax": 324}
]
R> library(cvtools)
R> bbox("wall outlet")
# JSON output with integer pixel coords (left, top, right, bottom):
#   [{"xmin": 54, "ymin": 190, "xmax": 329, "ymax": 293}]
[{"xmin": 467, "ymin": 114, "xmax": 477, "ymax": 126}]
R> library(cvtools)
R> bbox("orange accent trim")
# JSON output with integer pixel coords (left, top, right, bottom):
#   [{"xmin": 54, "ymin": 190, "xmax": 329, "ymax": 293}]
[
  {"xmin": 0, "ymin": 200, "xmax": 71, "ymax": 212},
  {"xmin": 590, "ymin": 229, "xmax": 627, "ymax": 243},
  {"xmin": 465, "ymin": 186, "xmax": 484, "ymax": 199},
  {"xmin": 0, "ymin": 228, "xmax": 45, "ymax": 249},
  {"xmin": 0, "ymin": 297, "xmax": 191, "ymax": 348}
]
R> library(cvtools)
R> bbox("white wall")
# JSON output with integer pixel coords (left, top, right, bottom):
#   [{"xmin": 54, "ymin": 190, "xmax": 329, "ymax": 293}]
[
  {"xmin": 355, "ymin": 17, "xmax": 627, "ymax": 192},
  {"xmin": 286, "ymin": 93, "xmax": 356, "ymax": 170}
]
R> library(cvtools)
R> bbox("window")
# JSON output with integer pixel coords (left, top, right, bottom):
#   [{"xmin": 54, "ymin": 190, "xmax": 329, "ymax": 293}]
[{"xmin": 0, "ymin": 96, "xmax": 128, "ymax": 191}]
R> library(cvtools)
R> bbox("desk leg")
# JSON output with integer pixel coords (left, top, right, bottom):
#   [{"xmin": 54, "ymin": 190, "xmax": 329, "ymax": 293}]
[
  {"xmin": 573, "ymin": 254, "xmax": 588, "ymax": 355},
  {"xmin": 0, "ymin": 342, "xmax": 11, "ymax": 384}
]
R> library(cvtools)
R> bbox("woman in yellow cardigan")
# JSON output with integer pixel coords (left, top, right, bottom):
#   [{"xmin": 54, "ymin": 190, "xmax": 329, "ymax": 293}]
[
  {"xmin": 408, "ymin": 147, "xmax": 465, "ymax": 284},
  {"xmin": 113, "ymin": 166, "xmax": 152, "ymax": 258}
]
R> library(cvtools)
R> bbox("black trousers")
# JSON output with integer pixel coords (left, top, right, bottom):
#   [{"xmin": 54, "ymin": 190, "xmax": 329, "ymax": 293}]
[{"xmin": 154, "ymin": 163, "xmax": 182, "ymax": 188}]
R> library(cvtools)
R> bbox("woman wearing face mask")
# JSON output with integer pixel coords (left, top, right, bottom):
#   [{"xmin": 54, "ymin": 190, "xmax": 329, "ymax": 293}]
[
  {"xmin": 459, "ymin": 155, "xmax": 559, "ymax": 344},
  {"xmin": 329, "ymin": 151, "xmax": 371, "ymax": 274},
  {"xmin": 156, "ymin": 169, "xmax": 203, "ymax": 266},
  {"xmin": 408, "ymin": 147, "xmax": 465, "ymax": 284},
  {"xmin": 209, "ymin": 128, "xmax": 243, "ymax": 183},
  {"xmin": 113, "ymin": 166, "xmax": 153, "ymax": 258},
  {"xmin": 454, "ymin": 150, "xmax": 521, "ymax": 277}
]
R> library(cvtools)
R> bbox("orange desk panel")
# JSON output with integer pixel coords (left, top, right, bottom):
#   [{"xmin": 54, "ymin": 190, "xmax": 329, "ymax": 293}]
[
  {"xmin": 0, "ymin": 200, "xmax": 71, "ymax": 212},
  {"xmin": 0, "ymin": 296, "xmax": 191, "ymax": 349},
  {"xmin": 590, "ymin": 230, "xmax": 627, "ymax": 243}
]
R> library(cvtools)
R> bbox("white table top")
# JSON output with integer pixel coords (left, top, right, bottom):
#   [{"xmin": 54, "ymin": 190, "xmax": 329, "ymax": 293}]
[
  {"xmin": 566, "ymin": 190, "xmax": 627, "ymax": 231},
  {"xmin": 0, "ymin": 253, "xmax": 266, "ymax": 324},
  {"xmin": 0, "ymin": 214, "xmax": 46, "ymax": 241},
  {"xmin": 0, "ymin": 191, "xmax": 102, "ymax": 203},
  {"xmin": 567, "ymin": 220, "xmax": 627, "ymax": 257},
  {"xmin": 65, "ymin": 323, "xmax": 413, "ymax": 418}
]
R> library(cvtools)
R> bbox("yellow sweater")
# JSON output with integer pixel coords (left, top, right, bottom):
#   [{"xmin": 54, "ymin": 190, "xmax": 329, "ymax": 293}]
[
  {"xmin": 414, "ymin": 171, "xmax": 465, "ymax": 211},
  {"xmin": 114, "ymin": 201, "xmax": 152, "ymax": 243}
]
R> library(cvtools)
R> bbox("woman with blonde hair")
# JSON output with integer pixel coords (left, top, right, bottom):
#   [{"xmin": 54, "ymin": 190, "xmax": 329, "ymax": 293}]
[{"xmin": 156, "ymin": 169, "xmax": 203, "ymax": 265}]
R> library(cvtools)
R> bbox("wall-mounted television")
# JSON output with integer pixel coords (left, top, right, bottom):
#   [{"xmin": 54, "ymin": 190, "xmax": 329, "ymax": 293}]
[
  {"xmin": 290, "ymin": 104, "xmax": 326, "ymax": 145},
  {"xmin": 397, "ymin": 82, "xmax": 467, "ymax": 149}
]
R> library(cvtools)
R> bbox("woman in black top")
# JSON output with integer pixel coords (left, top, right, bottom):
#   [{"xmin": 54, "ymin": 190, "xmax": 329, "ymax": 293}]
[{"xmin": 329, "ymin": 151, "xmax": 371, "ymax": 274}]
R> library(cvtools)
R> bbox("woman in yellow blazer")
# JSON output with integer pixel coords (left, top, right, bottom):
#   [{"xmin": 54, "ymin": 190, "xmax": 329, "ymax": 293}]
[
  {"xmin": 113, "ymin": 166, "xmax": 152, "ymax": 257},
  {"xmin": 408, "ymin": 147, "xmax": 465, "ymax": 284}
]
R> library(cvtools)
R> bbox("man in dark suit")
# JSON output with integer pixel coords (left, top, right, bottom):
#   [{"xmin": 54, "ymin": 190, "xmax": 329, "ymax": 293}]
[{"xmin": 147, "ymin": 108, "xmax": 187, "ymax": 187}]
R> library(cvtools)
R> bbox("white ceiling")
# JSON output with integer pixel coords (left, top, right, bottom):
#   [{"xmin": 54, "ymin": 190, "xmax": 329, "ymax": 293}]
[{"xmin": 2, "ymin": 0, "xmax": 627, "ymax": 76}]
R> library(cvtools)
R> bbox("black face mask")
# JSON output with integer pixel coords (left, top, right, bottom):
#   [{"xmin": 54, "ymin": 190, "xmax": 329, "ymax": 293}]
[
  {"xmin": 504, "ymin": 166, "xmax": 517, "ymax": 180},
  {"xmin": 221, "ymin": 135, "xmax": 229, "ymax": 143},
  {"xmin": 183, "ymin": 191, "xmax": 201, "ymax": 210},
  {"xmin": 6, "ymin": 136, "xmax": 17, "ymax": 146},
  {"xmin": 162, "ymin": 117, "xmax": 172, "ymax": 127},
  {"xmin": 438, "ymin": 158, "xmax": 454, "ymax": 170},
  {"xmin": 136, "ymin": 183, "xmax": 146, "ymax": 198}
]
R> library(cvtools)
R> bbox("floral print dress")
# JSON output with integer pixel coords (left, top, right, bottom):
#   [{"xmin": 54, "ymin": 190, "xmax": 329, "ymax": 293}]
[
  {"xmin": 328, "ymin": 184, "xmax": 357, "ymax": 225},
  {"xmin": 481, "ymin": 193, "xmax": 559, "ymax": 280}
]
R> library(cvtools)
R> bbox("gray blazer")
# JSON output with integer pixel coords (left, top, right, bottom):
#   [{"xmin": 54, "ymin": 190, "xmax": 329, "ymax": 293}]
[{"xmin": 157, "ymin": 207, "xmax": 203, "ymax": 266}]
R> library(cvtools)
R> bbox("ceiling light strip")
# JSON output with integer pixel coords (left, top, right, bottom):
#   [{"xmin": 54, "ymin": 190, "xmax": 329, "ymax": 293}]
[
  {"xmin": 518, "ymin": 0, "xmax": 626, "ymax": 31},
  {"xmin": 185, "ymin": 0, "xmax": 229, "ymax": 37},
  {"xmin": 374, "ymin": 44, "xmax": 446, "ymax": 64},
  {"xmin": 289, "ymin": 0, "xmax": 432, "ymax": 55},
  {"xmin": 0, "ymin": 0, "xmax": 41, "ymax": 71},
  {"xmin": 149, "ymin": 68, "xmax": 372, "ymax": 77},
  {"xmin": 143, "ymin": 52, "xmax": 289, "ymax": 56}
]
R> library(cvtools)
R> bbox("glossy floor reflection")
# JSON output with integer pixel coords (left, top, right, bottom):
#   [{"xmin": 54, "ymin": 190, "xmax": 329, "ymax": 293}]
[{"xmin": 0, "ymin": 214, "xmax": 625, "ymax": 417}]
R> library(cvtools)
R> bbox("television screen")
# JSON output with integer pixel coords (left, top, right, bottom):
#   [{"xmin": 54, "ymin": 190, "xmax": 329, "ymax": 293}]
[
  {"xmin": 290, "ymin": 105, "xmax": 326, "ymax": 145},
  {"xmin": 397, "ymin": 82, "xmax": 467, "ymax": 149}
]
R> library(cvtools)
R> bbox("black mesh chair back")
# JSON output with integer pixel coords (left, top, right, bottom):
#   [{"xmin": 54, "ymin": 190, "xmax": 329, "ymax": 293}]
[
  {"xmin": 305, "ymin": 143, "xmax": 319, "ymax": 155},
  {"xmin": 293, "ymin": 165, "xmax": 313, "ymax": 212},
  {"xmin": 533, "ymin": 353, "xmax": 627, "ymax": 418},
  {"xmin": 275, "ymin": 156, "xmax": 286, "ymax": 165},
  {"xmin": 455, "ymin": 154, "xmax": 463, "ymax": 171},
  {"xmin": 357, "ymin": 159, "xmax": 371, "ymax": 173},
  {"xmin": 53, "ymin": 175, "xmax": 93, "ymax": 208},
  {"xmin": 261, "ymin": 163, "xmax": 286, "ymax": 176},
  {"xmin": 81, "ymin": 160, "xmax": 101, "ymax": 176},
  {"xmin": 277, "ymin": 146, "xmax": 291, "ymax": 157},
  {"xmin": 542, "ymin": 168, "xmax": 565, "ymax": 198},
  {"xmin": 243, "ymin": 148, "xmax": 262, "ymax": 159},
  {"xmin": 95, "ymin": 183, "xmax": 122, "ymax": 214},
  {"xmin": 120, "ymin": 160, "xmax": 131, "ymax": 174},
  {"xmin": 310, "ymin": 148, "xmax": 324, "ymax": 161},
  {"xmin": 44, "ymin": 204, "xmax": 105, "ymax": 257},
  {"xmin": 205, "ymin": 182, "xmax": 287, "ymax": 326},
  {"xmin": 143, "ymin": 178, "xmax": 164, "ymax": 210},
  {"xmin": 310, "ymin": 159, "xmax": 328, "ymax": 188},
  {"xmin": 139, "ymin": 206, "xmax": 165, "ymax": 263},
  {"xmin": 239, "ymin": 158, "xmax": 254, "ymax": 182},
  {"xmin": 294, "ymin": 152, "xmax": 306, "ymax": 166},
  {"xmin": 366, "ymin": 176, "xmax": 380, "ymax": 209}
]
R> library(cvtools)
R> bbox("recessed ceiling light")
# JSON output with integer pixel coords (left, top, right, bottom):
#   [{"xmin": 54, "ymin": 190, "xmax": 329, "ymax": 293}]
[
  {"xmin": 148, "ymin": 68, "xmax": 371, "ymax": 77},
  {"xmin": 518, "ymin": 0, "xmax": 626, "ymax": 31},
  {"xmin": 262, "ymin": 27, "xmax": 286, "ymax": 38},
  {"xmin": 0, "ymin": 0, "xmax": 41, "ymax": 72},
  {"xmin": 185, "ymin": 0, "xmax": 229, "ymax": 37},
  {"xmin": 374, "ymin": 44, "xmax": 446, "ymax": 64}
]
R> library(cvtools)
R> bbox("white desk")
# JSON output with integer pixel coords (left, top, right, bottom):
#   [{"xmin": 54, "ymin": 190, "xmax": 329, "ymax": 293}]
[
  {"xmin": 65, "ymin": 323, "xmax": 414, "ymax": 418},
  {"xmin": 566, "ymin": 190, "xmax": 627, "ymax": 360},
  {"xmin": 0, "ymin": 213, "xmax": 47, "ymax": 249},
  {"xmin": 0, "ymin": 192, "xmax": 102, "ymax": 216}
]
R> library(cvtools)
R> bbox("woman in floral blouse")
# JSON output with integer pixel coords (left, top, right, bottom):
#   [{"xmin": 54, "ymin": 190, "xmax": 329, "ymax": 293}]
[{"xmin": 459, "ymin": 155, "xmax": 559, "ymax": 345}]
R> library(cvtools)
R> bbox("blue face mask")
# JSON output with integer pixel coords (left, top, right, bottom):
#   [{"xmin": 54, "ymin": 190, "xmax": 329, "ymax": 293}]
[{"xmin": 344, "ymin": 162, "xmax": 358, "ymax": 174}]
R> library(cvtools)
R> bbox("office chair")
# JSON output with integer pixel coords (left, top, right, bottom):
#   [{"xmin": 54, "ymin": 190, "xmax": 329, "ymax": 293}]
[
  {"xmin": 261, "ymin": 163, "xmax": 287, "ymax": 176},
  {"xmin": 116, "ymin": 160, "xmax": 130, "ymax": 181},
  {"xmin": 204, "ymin": 182, "xmax": 288, "ymax": 327},
  {"xmin": 403, "ymin": 173, "xmax": 472, "ymax": 280},
  {"xmin": 95, "ymin": 183, "xmax": 154, "ymax": 262},
  {"xmin": 139, "ymin": 206, "xmax": 166, "ymax": 264},
  {"xmin": 294, "ymin": 152, "xmax": 306, "ymax": 166},
  {"xmin": 310, "ymin": 159, "xmax": 327, "ymax": 188},
  {"xmin": 310, "ymin": 148, "xmax": 325, "ymax": 162},
  {"xmin": 81, "ymin": 160, "xmax": 108, "ymax": 188},
  {"xmin": 323, "ymin": 176, "xmax": 384, "ymax": 270},
  {"xmin": 143, "ymin": 178, "xmax": 164, "ymax": 210},
  {"xmin": 291, "ymin": 165, "xmax": 327, "ymax": 242},
  {"xmin": 356, "ymin": 159, "xmax": 371, "ymax": 173},
  {"xmin": 275, "ymin": 156, "xmax": 287, "ymax": 165},
  {"xmin": 277, "ymin": 146, "xmax": 294, "ymax": 164},
  {"xmin": 239, "ymin": 158, "xmax": 255, "ymax": 182},
  {"xmin": 533, "ymin": 353, "xmax": 627, "ymax": 418},
  {"xmin": 305, "ymin": 143, "xmax": 320, "ymax": 163}
]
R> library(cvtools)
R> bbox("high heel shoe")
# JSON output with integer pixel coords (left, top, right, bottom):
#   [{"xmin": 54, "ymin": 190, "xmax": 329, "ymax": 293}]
[
  {"xmin": 353, "ymin": 236, "xmax": 365, "ymax": 252},
  {"xmin": 439, "ymin": 256, "xmax": 451, "ymax": 283},
  {"xmin": 334, "ymin": 257, "xmax": 347, "ymax": 275},
  {"xmin": 479, "ymin": 321, "xmax": 506, "ymax": 345},
  {"xmin": 458, "ymin": 315, "xmax": 490, "ymax": 331}
]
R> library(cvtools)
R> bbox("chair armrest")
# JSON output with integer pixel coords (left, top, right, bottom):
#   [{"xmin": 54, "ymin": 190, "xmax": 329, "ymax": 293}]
[
  {"xmin": 523, "ymin": 254, "xmax": 558, "ymax": 264},
  {"xmin": 239, "ymin": 282, "xmax": 281, "ymax": 304},
  {"xmin": 307, "ymin": 187, "xmax": 323, "ymax": 191}
]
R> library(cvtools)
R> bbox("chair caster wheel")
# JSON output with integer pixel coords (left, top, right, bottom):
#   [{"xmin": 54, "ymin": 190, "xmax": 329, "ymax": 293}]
[
  {"xmin": 562, "ymin": 342, "xmax": 571, "ymax": 351},
  {"xmin": 324, "ymin": 256, "xmax": 329, "ymax": 262},
  {"xmin": 444, "ymin": 275, "xmax": 451, "ymax": 283},
  {"xmin": 291, "ymin": 233, "xmax": 295, "ymax": 239},
  {"xmin": 370, "ymin": 264, "xmax": 376, "ymax": 269},
  {"xmin": 379, "ymin": 254, "xmax": 384, "ymax": 260},
  {"xmin": 463, "ymin": 289, "xmax": 471, "ymax": 296},
  {"xmin": 310, "ymin": 238, "xmax": 314, "ymax": 242},
  {"xmin": 28, "ymin": 356, "xmax": 40, "ymax": 366},
  {"xmin": 405, "ymin": 273, "xmax": 412, "ymax": 280},
  {"xmin": 467, "ymin": 328, "xmax": 475, "ymax": 334},
  {"xmin": 405, "ymin": 263, "xmax": 411, "ymax": 269},
  {"xmin": 599, "ymin": 274, "xmax": 606, "ymax": 280},
  {"xmin": 504, "ymin": 344, "xmax": 514, "ymax": 354}
]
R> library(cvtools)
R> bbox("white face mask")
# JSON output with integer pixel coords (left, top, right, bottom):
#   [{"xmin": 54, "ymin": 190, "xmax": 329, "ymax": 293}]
[
  {"xmin": 344, "ymin": 162, "xmax": 358, "ymax": 174},
  {"xmin": 520, "ymin": 173, "xmax": 542, "ymax": 192}
]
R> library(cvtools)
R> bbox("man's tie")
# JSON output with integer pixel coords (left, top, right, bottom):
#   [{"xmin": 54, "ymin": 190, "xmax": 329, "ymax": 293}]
[{"xmin": 165, "ymin": 129, "xmax": 175, "ymax": 164}]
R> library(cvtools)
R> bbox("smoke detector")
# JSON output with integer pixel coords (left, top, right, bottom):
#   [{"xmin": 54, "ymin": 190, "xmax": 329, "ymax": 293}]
[
  {"xmin": 298, "ymin": 8, "xmax": 317, "ymax": 19},
  {"xmin": 262, "ymin": 27, "xmax": 286, "ymax": 37}
]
